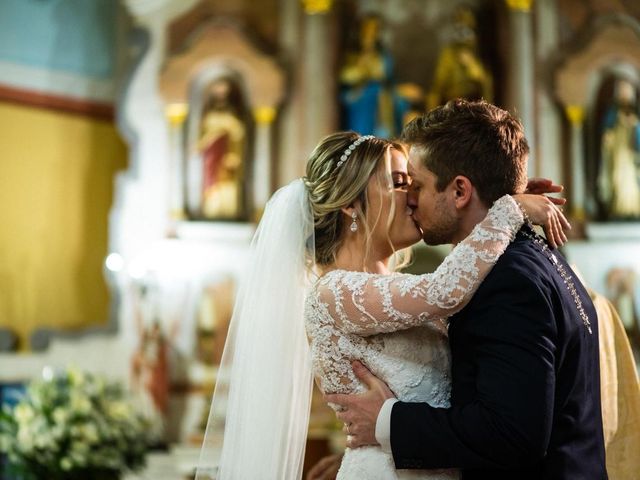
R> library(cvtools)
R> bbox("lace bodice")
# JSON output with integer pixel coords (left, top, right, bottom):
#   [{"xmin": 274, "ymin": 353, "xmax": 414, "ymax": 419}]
[{"xmin": 304, "ymin": 195, "xmax": 523, "ymax": 480}]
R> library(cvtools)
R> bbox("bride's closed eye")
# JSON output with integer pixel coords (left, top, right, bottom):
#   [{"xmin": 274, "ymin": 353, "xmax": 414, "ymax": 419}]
[{"xmin": 392, "ymin": 172, "xmax": 410, "ymax": 190}]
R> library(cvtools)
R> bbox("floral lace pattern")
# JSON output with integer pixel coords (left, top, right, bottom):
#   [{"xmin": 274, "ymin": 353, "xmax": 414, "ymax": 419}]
[{"xmin": 304, "ymin": 195, "xmax": 523, "ymax": 479}]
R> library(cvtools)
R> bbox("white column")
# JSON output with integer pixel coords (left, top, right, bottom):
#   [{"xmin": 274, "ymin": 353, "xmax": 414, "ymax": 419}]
[
  {"xmin": 115, "ymin": 0, "xmax": 198, "ymax": 349},
  {"xmin": 535, "ymin": 0, "xmax": 562, "ymax": 184},
  {"xmin": 278, "ymin": 0, "xmax": 305, "ymax": 185},
  {"xmin": 302, "ymin": 0, "xmax": 336, "ymax": 156},
  {"xmin": 253, "ymin": 107, "xmax": 276, "ymax": 217},
  {"xmin": 565, "ymin": 105, "xmax": 586, "ymax": 221},
  {"xmin": 505, "ymin": 0, "xmax": 536, "ymax": 177},
  {"xmin": 116, "ymin": 0, "xmax": 198, "ymax": 257},
  {"xmin": 165, "ymin": 103, "xmax": 188, "ymax": 222}
]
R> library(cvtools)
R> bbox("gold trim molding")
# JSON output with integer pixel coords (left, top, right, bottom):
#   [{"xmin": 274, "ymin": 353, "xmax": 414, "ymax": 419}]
[
  {"xmin": 505, "ymin": 0, "xmax": 533, "ymax": 12},
  {"xmin": 166, "ymin": 103, "xmax": 188, "ymax": 125},
  {"xmin": 565, "ymin": 105, "xmax": 585, "ymax": 126},
  {"xmin": 302, "ymin": 0, "xmax": 333, "ymax": 15},
  {"xmin": 254, "ymin": 106, "xmax": 277, "ymax": 125}
]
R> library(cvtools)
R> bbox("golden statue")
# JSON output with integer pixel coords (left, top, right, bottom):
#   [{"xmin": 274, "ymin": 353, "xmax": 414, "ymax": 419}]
[
  {"xmin": 196, "ymin": 78, "xmax": 246, "ymax": 220},
  {"xmin": 598, "ymin": 78, "xmax": 640, "ymax": 219},
  {"xmin": 426, "ymin": 7, "xmax": 493, "ymax": 110}
]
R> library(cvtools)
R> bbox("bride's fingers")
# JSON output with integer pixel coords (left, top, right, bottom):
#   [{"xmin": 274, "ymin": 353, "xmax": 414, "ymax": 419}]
[
  {"xmin": 526, "ymin": 177, "xmax": 552, "ymax": 193},
  {"xmin": 545, "ymin": 220, "xmax": 558, "ymax": 249},
  {"xmin": 551, "ymin": 211, "xmax": 561, "ymax": 247},
  {"xmin": 526, "ymin": 178, "xmax": 564, "ymax": 195},
  {"xmin": 556, "ymin": 213, "xmax": 568, "ymax": 245},
  {"xmin": 557, "ymin": 207, "xmax": 571, "ymax": 231},
  {"xmin": 548, "ymin": 196, "xmax": 567, "ymax": 206},
  {"xmin": 551, "ymin": 209, "xmax": 568, "ymax": 247},
  {"xmin": 553, "ymin": 217, "xmax": 564, "ymax": 247}
]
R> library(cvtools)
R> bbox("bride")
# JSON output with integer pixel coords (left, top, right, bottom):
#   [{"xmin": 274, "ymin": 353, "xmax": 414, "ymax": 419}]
[{"xmin": 195, "ymin": 132, "xmax": 568, "ymax": 480}]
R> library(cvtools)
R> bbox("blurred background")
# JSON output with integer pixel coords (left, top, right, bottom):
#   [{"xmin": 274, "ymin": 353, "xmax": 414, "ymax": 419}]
[{"xmin": 0, "ymin": 0, "xmax": 638, "ymax": 478}]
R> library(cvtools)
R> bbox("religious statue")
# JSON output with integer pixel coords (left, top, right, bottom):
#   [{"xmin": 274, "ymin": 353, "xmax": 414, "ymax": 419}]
[
  {"xmin": 129, "ymin": 280, "xmax": 173, "ymax": 446},
  {"xmin": 339, "ymin": 14, "xmax": 410, "ymax": 137},
  {"xmin": 131, "ymin": 321, "xmax": 169, "ymax": 413},
  {"xmin": 195, "ymin": 278, "xmax": 234, "ymax": 366},
  {"xmin": 605, "ymin": 267, "xmax": 640, "ymax": 349},
  {"xmin": 426, "ymin": 7, "xmax": 493, "ymax": 110},
  {"xmin": 194, "ymin": 278, "xmax": 235, "ymax": 435},
  {"xmin": 194, "ymin": 77, "xmax": 247, "ymax": 220},
  {"xmin": 597, "ymin": 78, "xmax": 640, "ymax": 219}
]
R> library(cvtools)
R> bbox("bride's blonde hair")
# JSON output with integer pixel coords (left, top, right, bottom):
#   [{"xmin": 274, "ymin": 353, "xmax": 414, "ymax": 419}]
[{"xmin": 303, "ymin": 131, "xmax": 411, "ymax": 270}]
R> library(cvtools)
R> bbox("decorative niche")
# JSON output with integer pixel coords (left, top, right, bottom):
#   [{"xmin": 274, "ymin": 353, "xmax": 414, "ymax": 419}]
[
  {"xmin": 159, "ymin": 20, "xmax": 285, "ymax": 231},
  {"xmin": 555, "ymin": 13, "xmax": 640, "ymax": 230}
]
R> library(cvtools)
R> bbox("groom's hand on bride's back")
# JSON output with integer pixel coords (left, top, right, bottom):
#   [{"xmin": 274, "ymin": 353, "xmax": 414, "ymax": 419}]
[{"xmin": 324, "ymin": 361, "xmax": 396, "ymax": 449}]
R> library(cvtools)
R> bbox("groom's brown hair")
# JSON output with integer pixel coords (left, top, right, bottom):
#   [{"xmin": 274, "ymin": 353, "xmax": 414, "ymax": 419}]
[{"xmin": 402, "ymin": 99, "xmax": 529, "ymax": 206}]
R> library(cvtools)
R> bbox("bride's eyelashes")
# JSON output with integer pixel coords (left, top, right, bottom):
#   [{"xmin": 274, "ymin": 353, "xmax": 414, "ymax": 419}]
[{"xmin": 392, "ymin": 171, "xmax": 410, "ymax": 190}]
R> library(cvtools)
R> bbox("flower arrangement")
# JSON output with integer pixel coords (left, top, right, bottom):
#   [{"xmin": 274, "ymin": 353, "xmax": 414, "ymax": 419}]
[{"xmin": 0, "ymin": 368, "xmax": 151, "ymax": 480}]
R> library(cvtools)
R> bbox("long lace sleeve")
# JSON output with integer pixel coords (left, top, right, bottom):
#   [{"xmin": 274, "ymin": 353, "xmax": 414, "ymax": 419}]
[{"xmin": 317, "ymin": 195, "xmax": 524, "ymax": 336}]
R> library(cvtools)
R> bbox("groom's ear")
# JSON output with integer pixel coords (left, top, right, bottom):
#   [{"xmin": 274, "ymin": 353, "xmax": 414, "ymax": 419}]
[{"xmin": 451, "ymin": 176, "xmax": 473, "ymax": 209}]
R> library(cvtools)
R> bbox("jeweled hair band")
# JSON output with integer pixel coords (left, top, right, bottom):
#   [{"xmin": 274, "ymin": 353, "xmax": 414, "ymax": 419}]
[{"xmin": 336, "ymin": 135, "xmax": 376, "ymax": 168}]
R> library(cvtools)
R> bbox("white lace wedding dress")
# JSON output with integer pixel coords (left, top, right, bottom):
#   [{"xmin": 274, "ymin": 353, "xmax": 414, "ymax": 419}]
[{"xmin": 304, "ymin": 195, "xmax": 524, "ymax": 480}]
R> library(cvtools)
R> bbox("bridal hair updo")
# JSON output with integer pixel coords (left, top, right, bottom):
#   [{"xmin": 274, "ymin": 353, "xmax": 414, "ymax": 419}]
[{"xmin": 303, "ymin": 131, "xmax": 407, "ymax": 268}]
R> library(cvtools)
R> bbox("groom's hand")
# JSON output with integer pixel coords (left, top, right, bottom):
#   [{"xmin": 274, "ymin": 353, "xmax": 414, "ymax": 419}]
[{"xmin": 324, "ymin": 361, "xmax": 396, "ymax": 449}]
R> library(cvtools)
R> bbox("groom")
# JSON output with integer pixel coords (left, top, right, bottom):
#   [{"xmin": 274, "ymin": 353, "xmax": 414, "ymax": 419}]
[{"xmin": 326, "ymin": 99, "xmax": 608, "ymax": 479}]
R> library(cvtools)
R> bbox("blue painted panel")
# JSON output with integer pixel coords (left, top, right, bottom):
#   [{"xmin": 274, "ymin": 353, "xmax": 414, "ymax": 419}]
[
  {"xmin": 0, "ymin": 0, "xmax": 118, "ymax": 79},
  {"xmin": 0, "ymin": 382, "xmax": 25, "ymax": 409}
]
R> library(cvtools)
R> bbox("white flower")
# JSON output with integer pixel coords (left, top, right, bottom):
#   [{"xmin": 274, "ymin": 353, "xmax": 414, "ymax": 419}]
[
  {"xmin": 70, "ymin": 441, "xmax": 89, "ymax": 467},
  {"xmin": 70, "ymin": 392, "xmax": 91, "ymax": 415},
  {"xmin": 107, "ymin": 401, "xmax": 131, "ymax": 421},
  {"xmin": 52, "ymin": 407, "xmax": 69, "ymax": 424},
  {"xmin": 17, "ymin": 425, "xmax": 34, "ymax": 453},
  {"xmin": 34, "ymin": 431, "xmax": 57, "ymax": 451},
  {"xmin": 78, "ymin": 423, "xmax": 99, "ymax": 444},
  {"xmin": 67, "ymin": 367, "xmax": 85, "ymax": 387},
  {"xmin": 14, "ymin": 404, "xmax": 35, "ymax": 425},
  {"xmin": 60, "ymin": 456, "xmax": 73, "ymax": 471}
]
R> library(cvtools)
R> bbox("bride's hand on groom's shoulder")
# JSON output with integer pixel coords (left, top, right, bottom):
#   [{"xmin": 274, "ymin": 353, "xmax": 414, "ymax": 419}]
[
  {"xmin": 324, "ymin": 361, "xmax": 396, "ymax": 449},
  {"xmin": 525, "ymin": 177, "xmax": 566, "ymax": 205},
  {"xmin": 514, "ymin": 191, "xmax": 571, "ymax": 249}
]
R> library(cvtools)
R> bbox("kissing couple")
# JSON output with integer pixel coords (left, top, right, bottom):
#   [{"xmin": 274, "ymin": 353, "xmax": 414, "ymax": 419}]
[{"xmin": 196, "ymin": 99, "xmax": 607, "ymax": 480}]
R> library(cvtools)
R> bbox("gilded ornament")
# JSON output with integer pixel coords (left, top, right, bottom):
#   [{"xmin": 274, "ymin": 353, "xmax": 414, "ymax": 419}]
[
  {"xmin": 254, "ymin": 106, "xmax": 277, "ymax": 125},
  {"xmin": 302, "ymin": 0, "xmax": 332, "ymax": 15},
  {"xmin": 565, "ymin": 105, "xmax": 585, "ymax": 125},
  {"xmin": 505, "ymin": 0, "xmax": 533, "ymax": 12},
  {"xmin": 165, "ymin": 103, "xmax": 188, "ymax": 125}
]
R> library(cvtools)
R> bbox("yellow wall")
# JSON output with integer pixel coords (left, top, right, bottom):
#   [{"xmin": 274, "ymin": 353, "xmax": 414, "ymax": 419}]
[{"xmin": 0, "ymin": 101, "xmax": 127, "ymax": 349}]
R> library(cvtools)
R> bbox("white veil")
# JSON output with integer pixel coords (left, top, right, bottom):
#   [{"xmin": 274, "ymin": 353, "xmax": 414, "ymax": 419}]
[{"xmin": 195, "ymin": 179, "xmax": 316, "ymax": 480}]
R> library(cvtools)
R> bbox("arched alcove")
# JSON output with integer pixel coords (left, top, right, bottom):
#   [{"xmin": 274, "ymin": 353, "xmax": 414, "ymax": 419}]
[{"xmin": 555, "ymin": 14, "xmax": 640, "ymax": 221}]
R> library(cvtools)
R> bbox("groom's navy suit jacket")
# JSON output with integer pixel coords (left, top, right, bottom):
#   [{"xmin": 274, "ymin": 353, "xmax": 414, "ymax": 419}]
[{"xmin": 391, "ymin": 226, "xmax": 607, "ymax": 479}]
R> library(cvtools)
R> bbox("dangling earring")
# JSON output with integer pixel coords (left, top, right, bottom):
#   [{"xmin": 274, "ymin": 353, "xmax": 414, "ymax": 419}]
[{"xmin": 350, "ymin": 211, "xmax": 358, "ymax": 233}]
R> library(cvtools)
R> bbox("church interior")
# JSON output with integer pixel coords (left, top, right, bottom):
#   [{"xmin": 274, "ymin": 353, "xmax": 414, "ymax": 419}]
[{"xmin": 0, "ymin": 0, "xmax": 639, "ymax": 478}]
